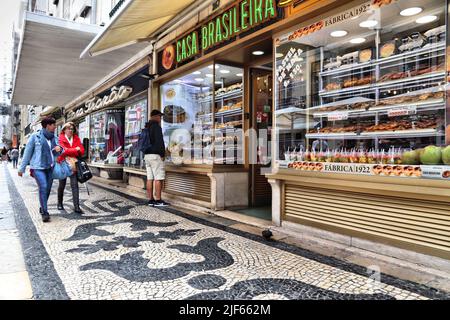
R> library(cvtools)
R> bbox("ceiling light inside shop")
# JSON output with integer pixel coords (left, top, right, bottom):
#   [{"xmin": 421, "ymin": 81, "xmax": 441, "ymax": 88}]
[
  {"xmin": 195, "ymin": 78, "xmax": 204, "ymax": 82},
  {"xmin": 359, "ymin": 20, "xmax": 378, "ymax": 28},
  {"xmin": 206, "ymin": 74, "xmax": 214, "ymax": 77},
  {"xmin": 208, "ymin": 65, "xmax": 218, "ymax": 69},
  {"xmin": 276, "ymin": 53, "xmax": 284, "ymax": 58},
  {"xmin": 350, "ymin": 37, "xmax": 366, "ymax": 44},
  {"xmin": 215, "ymin": 81, "xmax": 223, "ymax": 84},
  {"xmin": 400, "ymin": 7, "xmax": 423, "ymax": 16},
  {"xmin": 416, "ymin": 15, "xmax": 438, "ymax": 24},
  {"xmin": 236, "ymin": 73, "xmax": 243, "ymax": 77},
  {"xmin": 193, "ymin": 71, "xmax": 201, "ymax": 75},
  {"xmin": 252, "ymin": 51, "xmax": 265, "ymax": 55},
  {"xmin": 330, "ymin": 30, "xmax": 348, "ymax": 37},
  {"xmin": 219, "ymin": 69, "xmax": 230, "ymax": 74}
]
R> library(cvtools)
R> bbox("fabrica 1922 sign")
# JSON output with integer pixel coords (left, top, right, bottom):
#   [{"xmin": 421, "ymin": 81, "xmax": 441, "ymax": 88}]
[{"xmin": 159, "ymin": 0, "xmax": 282, "ymax": 73}]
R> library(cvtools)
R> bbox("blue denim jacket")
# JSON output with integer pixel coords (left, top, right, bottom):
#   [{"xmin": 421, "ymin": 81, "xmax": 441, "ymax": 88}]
[{"xmin": 19, "ymin": 130, "xmax": 63, "ymax": 173}]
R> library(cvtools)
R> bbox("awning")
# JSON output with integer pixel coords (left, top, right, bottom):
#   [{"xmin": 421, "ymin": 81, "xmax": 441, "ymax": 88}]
[
  {"xmin": 81, "ymin": 0, "xmax": 197, "ymax": 57},
  {"xmin": 12, "ymin": 12, "xmax": 148, "ymax": 107}
]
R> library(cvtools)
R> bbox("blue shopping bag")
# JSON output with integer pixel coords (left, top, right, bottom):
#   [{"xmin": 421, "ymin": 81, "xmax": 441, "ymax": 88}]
[{"xmin": 52, "ymin": 160, "xmax": 73, "ymax": 180}]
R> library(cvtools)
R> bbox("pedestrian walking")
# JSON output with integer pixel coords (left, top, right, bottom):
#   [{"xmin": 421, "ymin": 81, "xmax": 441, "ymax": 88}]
[
  {"xmin": 57, "ymin": 122, "xmax": 85, "ymax": 214},
  {"xmin": 20, "ymin": 144, "xmax": 26, "ymax": 159},
  {"xmin": 18, "ymin": 117, "xmax": 63, "ymax": 222},
  {"xmin": 10, "ymin": 147, "xmax": 19, "ymax": 169},
  {"xmin": 1, "ymin": 147, "xmax": 7, "ymax": 163},
  {"xmin": 140, "ymin": 110, "xmax": 170, "ymax": 207}
]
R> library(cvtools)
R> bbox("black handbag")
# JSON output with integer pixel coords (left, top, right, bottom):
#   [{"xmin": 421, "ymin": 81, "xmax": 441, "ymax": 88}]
[{"xmin": 76, "ymin": 159, "xmax": 93, "ymax": 183}]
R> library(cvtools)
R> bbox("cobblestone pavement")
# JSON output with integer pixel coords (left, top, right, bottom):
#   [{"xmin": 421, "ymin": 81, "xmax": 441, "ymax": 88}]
[{"xmin": 4, "ymin": 165, "xmax": 450, "ymax": 300}]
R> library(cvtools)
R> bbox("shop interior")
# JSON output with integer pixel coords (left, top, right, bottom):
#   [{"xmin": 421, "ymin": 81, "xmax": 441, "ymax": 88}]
[
  {"xmin": 160, "ymin": 37, "xmax": 274, "ymax": 220},
  {"xmin": 275, "ymin": 0, "xmax": 448, "ymax": 177}
]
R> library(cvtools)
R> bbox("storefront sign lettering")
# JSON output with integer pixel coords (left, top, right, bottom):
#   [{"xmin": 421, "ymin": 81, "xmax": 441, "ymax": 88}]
[
  {"xmin": 286, "ymin": 2, "xmax": 373, "ymax": 42},
  {"xmin": 283, "ymin": 161, "xmax": 450, "ymax": 179},
  {"xmin": 174, "ymin": 0, "xmax": 278, "ymax": 65},
  {"xmin": 67, "ymin": 86, "xmax": 133, "ymax": 121}
]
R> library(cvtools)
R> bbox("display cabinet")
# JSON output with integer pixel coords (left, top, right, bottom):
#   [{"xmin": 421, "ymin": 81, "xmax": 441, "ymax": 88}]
[
  {"xmin": 275, "ymin": 0, "xmax": 450, "ymax": 180},
  {"xmin": 160, "ymin": 63, "xmax": 244, "ymax": 165}
]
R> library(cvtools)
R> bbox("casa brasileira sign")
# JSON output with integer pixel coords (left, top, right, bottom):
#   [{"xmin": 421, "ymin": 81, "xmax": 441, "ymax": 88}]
[
  {"xmin": 158, "ymin": 0, "xmax": 286, "ymax": 74},
  {"xmin": 66, "ymin": 86, "xmax": 133, "ymax": 121}
]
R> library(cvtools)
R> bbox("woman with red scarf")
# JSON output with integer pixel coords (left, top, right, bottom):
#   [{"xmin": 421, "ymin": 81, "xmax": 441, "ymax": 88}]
[{"xmin": 57, "ymin": 122, "xmax": 85, "ymax": 214}]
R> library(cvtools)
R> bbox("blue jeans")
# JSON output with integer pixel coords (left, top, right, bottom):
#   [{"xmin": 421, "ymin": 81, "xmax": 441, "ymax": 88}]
[
  {"xmin": 33, "ymin": 169, "xmax": 53, "ymax": 214},
  {"xmin": 12, "ymin": 158, "xmax": 18, "ymax": 168}
]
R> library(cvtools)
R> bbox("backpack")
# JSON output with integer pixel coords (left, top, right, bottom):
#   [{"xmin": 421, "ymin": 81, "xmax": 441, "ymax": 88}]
[
  {"xmin": 137, "ymin": 126, "xmax": 152, "ymax": 154},
  {"xmin": 76, "ymin": 159, "xmax": 93, "ymax": 183}
]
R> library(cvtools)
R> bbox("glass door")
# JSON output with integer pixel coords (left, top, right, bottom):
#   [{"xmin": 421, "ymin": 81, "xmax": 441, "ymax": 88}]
[{"xmin": 250, "ymin": 68, "xmax": 273, "ymax": 207}]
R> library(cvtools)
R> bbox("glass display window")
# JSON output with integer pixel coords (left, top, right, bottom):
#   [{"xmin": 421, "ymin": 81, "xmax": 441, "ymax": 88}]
[
  {"xmin": 275, "ymin": 0, "xmax": 450, "ymax": 180},
  {"xmin": 160, "ymin": 63, "xmax": 244, "ymax": 165},
  {"xmin": 89, "ymin": 109, "xmax": 125, "ymax": 164},
  {"xmin": 124, "ymin": 98, "xmax": 148, "ymax": 168},
  {"xmin": 89, "ymin": 112, "xmax": 106, "ymax": 163},
  {"xmin": 213, "ymin": 63, "xmax": 244, "ymax": 164},
  {"xmin": 105, "ymin": 109, "xmax": 125, "ymax": 164}
]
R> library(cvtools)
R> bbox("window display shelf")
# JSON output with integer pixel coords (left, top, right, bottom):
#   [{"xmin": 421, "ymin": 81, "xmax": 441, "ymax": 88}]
[
  {"xmin": 377, "ymin": 42, "xmax": 445, "ymax": 65},
  {"xmin": 319, "ymin": 84, "xmax": 374, "ymax": 97},
  {"xmin": 306, "ymin": 129, "xmax": 443, "ymax": 140},
  {"xmin": 320, "ymin": 43, "xmax": 445, "ymax": 78},
  {"xmin": 319, "ymin": 72, "xmax": 445, "ymax": 98},
  {"xmin": 320, "ymin": 61, "xmax": 374, "ymax": 77},
  {"xmin": 215, "ymin": 108, "xmax": 243, "ymax": 117},
  {"xmin": 377, "ymin": 71, "xmax": 446, "ymax": 89},
  {"xmin": 313, "ymin": 100, "xmax": 445, "ymax": 119},
  {"xmin": 198, "ymin": 89, "xmax": 243, "ymax": 103}
]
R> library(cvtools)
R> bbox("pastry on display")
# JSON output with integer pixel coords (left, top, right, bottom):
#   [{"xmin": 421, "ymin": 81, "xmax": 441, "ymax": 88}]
[
  {"xmin": 325, "ymin": 82, "xmax": 341, "ymax": 91},
  {"xmin": 163, "ymin": 105, "xmax": 186, "ymax": 123},
  {"xmin": 380, "ymin": 41, "xmax": 396, "ymax": 58},
  {"xmin": 359, "ymin": 49, "xmax": 372, "ymax": 63},
  {"xmin": 165, "ymin": 88, "xmax": 176, "ymax": 99},
  {"xmin": 377, "ymin": 89, "xmax": 445, "ymax": 106}
]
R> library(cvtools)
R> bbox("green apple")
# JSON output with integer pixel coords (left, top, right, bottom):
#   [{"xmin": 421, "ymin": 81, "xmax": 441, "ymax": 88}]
[
  {"xmin": 420, "ymin": 145, "xmax": 442, "ymax": 165},
  {"xmin": 442, "ymin": 145, "xmax": 450, "ymax": 165},
  {"xmin": 401, "ymin": 150, "xmax": 420, "ymax": 165}
]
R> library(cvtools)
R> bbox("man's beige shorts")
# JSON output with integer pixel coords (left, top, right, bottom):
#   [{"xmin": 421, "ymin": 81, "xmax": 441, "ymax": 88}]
[{"xmin": 144, "ymin": 154, "xmax": 165, "ymax": 180}]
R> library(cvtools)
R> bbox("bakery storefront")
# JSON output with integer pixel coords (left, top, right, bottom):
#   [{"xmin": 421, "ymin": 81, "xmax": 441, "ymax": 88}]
[
  {"xmin": 153, "ymin": 0, "xmax": 292, "ymax": 216},
  {"xmin": 270, "ymin": 0, "xmax": 450, "ymax": 259},
  {"xmin": 66, "ymin": 67, "xmax": 149, "ymax": 180}
]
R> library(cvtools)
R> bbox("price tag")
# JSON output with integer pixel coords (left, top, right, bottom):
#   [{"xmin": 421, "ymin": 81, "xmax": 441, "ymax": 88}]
[
  {"xmin": 388, "ymin": 106, "xmax": 416, "ymax": 117},
  {"xmin": 328, "ymin": 112, "xmax": 349, "ymax": 121}
]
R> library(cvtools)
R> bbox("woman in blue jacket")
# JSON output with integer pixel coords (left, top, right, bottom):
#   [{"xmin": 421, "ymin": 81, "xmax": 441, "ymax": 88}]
[{"xmin": 18, "ymin": 117, "xmax": 63, "ymax": 222}]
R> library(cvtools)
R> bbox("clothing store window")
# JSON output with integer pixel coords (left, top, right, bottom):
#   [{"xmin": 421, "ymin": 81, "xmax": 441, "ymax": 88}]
[
  {"xmin": 89, "ymin": 112, "xmax": 106, "ymax": 163},
  {"xmin": 105, "ymin": 109, "xmax": 125, "ymax": 164},
  {"xmin": 124, "ymin": 99, "xmax": 148, "ymax": 169}
]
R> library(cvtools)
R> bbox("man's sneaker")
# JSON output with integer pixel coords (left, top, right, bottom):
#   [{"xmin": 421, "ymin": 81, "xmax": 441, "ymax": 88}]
[
  {"xmin": 153, "ymin": 200, "xmax": 170, "ymax": 207},
  {"xmin": 41, "ymin": 214, "xmax": 50, "ymax": 223},
  {"xmin": 147, "ymin": 199, "xmax": 156, "ymax": 207}
]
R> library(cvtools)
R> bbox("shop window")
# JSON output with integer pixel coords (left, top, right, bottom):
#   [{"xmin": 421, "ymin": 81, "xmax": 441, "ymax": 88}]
[
  {"xmin": 89, "ymin": 112, "xmax": 106, "ymax": 163},
  {"xmin": 89, "ymin": 110, "xmax": 125, "ymax": 164},
  {"xmin": 213, "ymin": 63, "xmax": 244, "ymax": 164},
  {"xmin": 124, "ymin": 98, "xmax": 148, "ymax": 169},
  {"xmin": 275, "ymin": 0, "xmax": 450, "ymax": 180},
  {"xmin": 160, "ymin": 63, "xmax": 244, "ymax": 165}
]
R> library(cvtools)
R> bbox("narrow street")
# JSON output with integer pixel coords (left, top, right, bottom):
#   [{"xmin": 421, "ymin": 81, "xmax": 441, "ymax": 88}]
[{"xmin": 1, "ymin": 163, "xmax": 448, "ymax": 300}]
